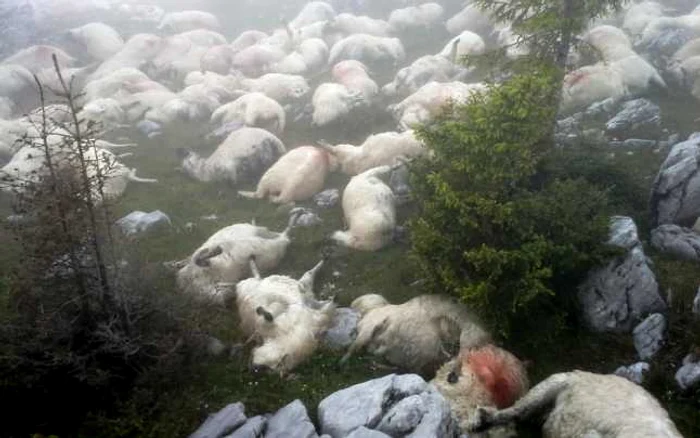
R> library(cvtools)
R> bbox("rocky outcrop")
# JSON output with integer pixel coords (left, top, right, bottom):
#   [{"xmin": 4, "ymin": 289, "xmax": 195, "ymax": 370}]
[
  {"xmin": 578, "ymin": 216, "xmax": 666, "ymax": 333},
  {"xmin": 318, "ymin": 374, "xmax": 457, "ymax": 438},
  {"xmin": 651, "ymin": 224, "xmax": 700, "ymax": 261},
  {"xmin": 650, "ymin": 134, "xmax": 700, "ymax": 227},
  {"xmin": 605, "ymin": 98, "xmax": 661, "ymax": 139}
]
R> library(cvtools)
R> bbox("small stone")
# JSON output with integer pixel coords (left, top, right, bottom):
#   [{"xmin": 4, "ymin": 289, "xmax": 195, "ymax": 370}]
[
  {"xmin": 313, "ymin": 189, "xmax": 340, "ymax": 209},
  {"xmin": 322, "ymin": 307, "xmax": 359, "ymax": 350},
  {"xmin": 693, "ymin": 286, "xmax": 700, "ymax": 316},
  {"xmin": 675, "ymin": 358, "xmax": 700, "ymax": 391},
  {"xmin": 290, "ymin": 207, "xmax": 322, "ymax": 227},
  {"xmin": 116, "ymin": 210, "xmax": 171, "ymax": 236},
  {"xmin": 633, "ymin": 313, "xmax": 667, "ymax": 360},
  {"xmin": 614, "ymin": 362, "xmax": 650, "ymax": 385}
]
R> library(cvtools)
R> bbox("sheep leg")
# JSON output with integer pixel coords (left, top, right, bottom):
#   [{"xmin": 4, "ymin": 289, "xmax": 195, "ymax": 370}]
[
  {"xmin": 339, "ymin": 317, "xmax": 389, "ymax": 366},
  {"xmin": 469, "ymin": 373, "xmax": 570, "ymax": 432},
  {"xmin": 193, "ymin": 246, "xmax": 224, "ymax": 267},
  {"xmin": 238, "ymin": 190, "xmax": 261, "ymax": 199},
  {"xmin": 298, "ymin": 259, "xmax": 325, "ymax": 298},
  {"xmin": 249, "ymin": 255, "xmax": 261, "ymax": 279}
]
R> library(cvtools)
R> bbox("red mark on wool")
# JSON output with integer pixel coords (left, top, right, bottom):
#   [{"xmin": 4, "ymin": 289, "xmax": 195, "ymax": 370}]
[{"xmin": 465, "ymin": 345, "xmax": 525, "ymax": 409}]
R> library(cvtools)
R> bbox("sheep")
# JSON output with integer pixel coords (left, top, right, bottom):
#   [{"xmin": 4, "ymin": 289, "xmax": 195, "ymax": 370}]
[
  {"xmin": 445, "ymin": 4, "xmax": 494, "ymax": 37},
  {"xmin": 560, "ymin": 64, "xmax": 628, "ymax": 114},
  {"xmin": 331, "ymin": 165, "xmax": 397, "ymax": 251},
  {"xmin": 180, "ymin": 127, "xmax": 286, "ymax": 184},
  {"xmin": 231, "ymin": 30, "xmax": 269, "ymax": 52},
  {"xmin": 431, "ymin": 344, "xmax": 529, "ymax": 438},
  {"xmin": 145, "ymin": 83, "xmax": 225, "ymax": 125},
  {"xmin": 211, "ymin": 92, "xmax": 286, "ymax": 136},
  {"xmin": 88, "ymin": 34, "xmax": 164, "ymax": 81},
  {"xmin": 232, "ymin": 44, "xmax": 288, "ymax": 77},
  {"xmin": 318, "ymin": 130, "xmax": 425, "ymax": 175},
  {"xmin": 238, "ymin": 145, "xmax": 332, "ymax": 204},
  {"xmin": 200, "ymin": 45, "xmax": 236, "ymax": 75},
  {"xmin": 237, "ymin": 257, "xmax": 335, "ymax": 374},
  {"xmin": 175, "ymin": 212, "xmax": 301, "ymax": 302},
  {"xmin": 241, "ymin": 73, "xmax": 311, "ymax": 105},
  {"xmin": 390, "ymin": 81, "xmax": 487, "ymax": 131},
  {"xmin": 67, "ymin": 22, "xmax": 124, "ymax": 61},
  {"xmin": 2, "ymin": 45, "xmax": 75, "ymax": 75},
  {"xmin": 328, "ymin": 34, "xmax": 405, "ymax": 70},
  {"xmin": 157, "ymin": 10, "xmax": 221, "ymax": 33},
  {"xmin": 341, "ymin": 294, "xmax": 493, "ymax": 376},
  {"xmin": 289, "ymin": 1, "xmax": 337, "ymax": 29},
  {"xmin": 638, "ymin": 13, "xmax": 700, "ymax": 49},
  {"xmin": 582, "ymin": 25, "xmax": 636, "ymax": 61},
  {"xmin": 382, "ymin": 55, "xmax": 463, "ymax": 98},
  {"xmin": 622, "ymin": 1, "xmax": 665, "ymax": 38},
  {"xmin": 468, "ymin": 370, "xmax": 683, "ymax": 438},
  {"xmin": 77, "ymin": 98, "xmax": 126, "ymax": 131},
  {"xmin": 270, "ymin": 38, "xmax": 329, "ymax": 75},
  {"xmin": 0, "ymin": 64, "xmax": 35, "ymax": 108},
  {"xmin": 439, "ymin": 31, "xmax": 487, "ymax": 63},
  {"xmin": 388, "ymin": 3, "xmax": 444, "ymax": 33},
  {"xmin": 331, "ymin": 59, "xmax": 378, "ymax": 98},
  {"xmin": 311, "ymin": 82, "xmax": 366, "ymax": 126},
  {"xmin": 328, "ymin": 13, "xmax": 392, "ymax": 37},
  {"xmin": 119, "ymin": 89, "xmax": 178, "ymax": 123},
  {"xmin": 0, "ymin": 98, "xmax": 14, "ymax": 120},
  {"xmin": 493, "ymin": 24, "xmax": 529, "ymax": 60}
]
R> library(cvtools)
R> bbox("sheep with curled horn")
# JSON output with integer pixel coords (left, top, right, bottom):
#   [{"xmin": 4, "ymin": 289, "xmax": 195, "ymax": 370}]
[
  {"xmin": 235, "ymin": 254, "xmax": 336, "ymax": 375},
  {"xmin": 175, "ymin": 210, "xmax": 303, "ymax": 304}
]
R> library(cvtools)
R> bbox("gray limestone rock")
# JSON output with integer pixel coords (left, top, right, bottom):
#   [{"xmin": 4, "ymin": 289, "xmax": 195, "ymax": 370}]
[
  {"xmin": 314, "ymin": 189, "xmax": 340, "ymax": 209},
  {"xmin": 224, "ymin": 416, "xmax": 266, "ymax": 438},
  {"xmin": 675, "ymin": 355, "xmax": 700, "ymax": 391},
  {"xmin": 322, "ymin": 307, "xmax": 359, "ymax": 350},
  {"xmin": 633, "ymin": 313, "xmax": 667, "ymax": 360},
  {"xmin": 614, "ymin": 362, "xmax": 651, "ymax": 385},
  {"xmin": 651, "ymin": 224, "xmax": 700, "ymax": 261},
  {"xmin": 116, "ymin": 210, "xmax": 171, "ymax": 236},
  {"xmin": 190, "ymin": 403, "xmax": 247, "ymax": 438},
  {"xmin": 606, "ymin": 98, "xmax": 661, "ymax": 139},
  {"xmin": 265, "ymin": 400, "xmax": 317, "ymax": 438}
]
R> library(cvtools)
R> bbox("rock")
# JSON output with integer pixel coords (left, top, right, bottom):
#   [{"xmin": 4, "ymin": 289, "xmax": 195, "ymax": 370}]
[
  {"xmin": 313, "ymin": 189, "xmax": 340, "ymax": 209},
  {"xmin": 136, "ymin": 119, "xmax": 162, "ymax": 138},
  {"xmin": 345, "ymin": 427, "xmax": 391, "ymax": 438},
  {"xmin": 224, "ymin": 416, "xmax": 266, "ymax": 438},
  {"xmin": 693, "ymin": 286, "xmax": 700, "ymax": 316},
  {"xmin": 650, "ymin": 224, "xmax": 700, "ymax": 261},
  {"xmin": 650, "ymin": 134, "xmax": 700, "ymax": 227},
  {"xmin": 614, "ymin": 362, "xmax": 650, "ymax": 385},
  {"xmin": 190, "ymin": 402, "xmax": 247, "ymax": 438},
  {"xmin": 621, "ymin": 139, "xmax": 657, "ymax": 149},
  {"xmin": 116, "ymin": 210, "xmax": 171, "ymax": 236},
  {"xmin": 605, "ymin": 98, "xmax": 661, "ymax": 139},
  {"xmin": 633, "ymin": 313, "xmax": 667, "ymax": 360},
  {"xmin": 318, "ymin": 374, "xmax": 455, "ymax": 437},
  {"xmin": 675, "ymin": 355, "xmax": 700, "ymax": 391},
  {"xmin": 322, "ymin": 307, "xmax": 359, "ymax": 350},
  {"xmin": 290, "ymin": 207, "xmax": 322, "ymax": 227},
  {"xmin": 584, "ymin": 97, "xmax": 618, "ymax": 120},
  {"xmin": 578, "ymin": 216, "xmax": 666, "ymax": 333},
  {"xmin": 389, "ymin": 164, "xmax": 411, "ymax": 204},
  {"xmin": 265, "ymin": 400, "xmax": 317, "ymax": 438},
  {"xmin": 641, "ymin": 28, "xmax": 693, "ymax": 63}
]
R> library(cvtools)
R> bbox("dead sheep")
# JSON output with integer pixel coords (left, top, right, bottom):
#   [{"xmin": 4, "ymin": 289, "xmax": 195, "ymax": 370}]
[
  {"xmin": 328, "ymin": 34, "xmax": 405, "ymax": 70},
  {"xmin": 181, "ymin": 127, "xmax": 286, "ymax": 184},
  {"xmin": 318, "ymin": 130, "xmax": 425, "ymax": 176},
  {"xmin": 241, "ymin": 73, "xmax": 311, "ymax": 105},
  {"xmin": 238, "ymin": 145, "xmax": 332, "ymax": 204},
  {"xmin": 67, "ymin": 22, "xmax": 124, "ymax": 61},
  {"xmin": 157, "ymin": 10, "xmax": 221, "ymax": 33},
  {"xmin": 270, "ymin": 38, "xmax": 329, "ymax": 75},
  {"xmin": 232, "ymin": 44, "xmax": 288, "ymax": 77},
  {"xmin": 88, "ymin": 34, "xmax": 164, "ymax": 81},
  {"xmin": 432, "ymin": 345, "xmax": 529, "ymax": 438},
  {"xmin": 176, "ymin": 211, "xmax": 302, "ymax": 303},
  {"xmin": 311, "ymin": 82, "xmax": 366, "ymax": 126},
  {"xmin": 289, "ymin": 1, "xmax": 337, "ymax": 29},
  {"xmin": 1, "ymin": 45, "xmax": 76, "ymax": 75},
  {"xmin": 560, "ymin": 64, "xmax": 628, "ymax": 114},
  {"xmin": 388, "ymin": 3, "xmax": 445, "ymax": 33},
  {"xmin": 211, "ymin": 92, "xmax": 286, "ymax": 136},
  {"xmin": 445, "ymin": 4, "xmax": 494, "ymax": 37},
  {"xmin": 327, "ymin": 13, "xmax": 392, "ymax": 38},
  {"xmin": 331, "ymin": 165, "xmax": 397, "ymax": 251},
  {"xmin": 342, "ymin": 294, "xmax": 492, "ymax": 376},
  {"xmin": 236, "ymin": 257, "xmax": 334, "ymax": 373},
  {"xmin": 382, "ymin": 55, "xmax": 464, "ymax": 99},
  {"xmin": 469, "ymin": 370, "xmax": 682, "ymax": 438},
  {"xmin": 439, "ymin": 30, "xmax": 486, "ymax": 64}
]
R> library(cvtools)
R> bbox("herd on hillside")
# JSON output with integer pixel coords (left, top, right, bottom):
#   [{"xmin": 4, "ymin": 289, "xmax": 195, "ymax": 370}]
[{"xmin": 0, "ymin": 0, "xmax": 697, "ymax": 436}]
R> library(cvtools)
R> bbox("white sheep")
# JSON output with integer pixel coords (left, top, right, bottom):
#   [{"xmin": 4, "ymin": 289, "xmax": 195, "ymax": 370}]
[
  {"xmin": 2, "ymin": 45, "xmax": 76, "ymax": 74},
  {"xmin": 622, "ymin": 1, "xmax": 665, "ymax": 38},
  {"xmin": 638, "ymin": 13, "xmax": 700, "ymax": 48},
  {"xmin": 0, "ymin": 64, "xmax": 35, "ymax": 108},
  {"xmin": 289, "ymin": 1, "xmax": 337, "ymax": 29},
  {"xmin": 328, "ymin": 13, "xmax": 392, "ymax": 38},
  {"xmin": 200, "ymin": 45, "xmax": 236, "ymax": 75},
  {"xmin": 270, "ymin": 38, "xmax": 329, "ymax": 75},
  {"xmin": 432, "ymin": 344, "xmax": 530, "ymax": 437},
  {"xmin": 341, "ymin": 294, "xmax": 493, "ymax": 376},
  {"xmin": 241, "ymin": 73, "xmax": 311, "ymax": 105},
  {"xmin": 388, "ymin": 3, "xmax": 444, "ymax": 33},
  {"xmin": 78, "ymin": 98, "xmax": 126, "ymax": 131},
  {"xmin": 560, "ymin": 64, "xmax": 628, "ymax": 114},
  {"xmin": 236, "ymin": 257, "xmax": 334, "ymax": 373},
  {"xmin": 157, "ymin": 10, "xmax": 221, "ymax": 33},
  {"xmin": 311, "ymin": 82, "xmax": 366, "ymax": 126},
  {"xmin": 181, "ymin": 127, "xmax": 286, "ymax": 184},
  {"xmin": 469, "ymin": 370, "xmax": 682, "ymax": 438},
  {"xmin": 88, "ymin": 33, "xmax": 164, "ymax": 81},
  {"xmin": 382, "ymin": 55, "xmax": 463, "ymax": 98},
  {"xmin": 232, "ymin": 44, "xmax": 287, "ymax": 77},
  {"xmin": 439, "ymin": 30, "xmax": 486, "ymax": 63},
  {"xmin": 390, "ymin": 81, "xmax": 487, "ymax": 131},
  {"xmin": 445, "ymin": 4, "xmax": 494, "ymax": 37},
  {"xmin": 176, "ymin": 212, "xmax": 301, "ymax": 302},
  {"xmin": 318, "ymin": 130, "xmax": 425, "ymax": 175},
  {"xmin": 238, "ymin": 145, "xmax": 332, "ymax": 203},
  {"xmin": 68, "ymin": 22, "xmax": 124, "ymax": 61},
  {"xmin": 211, "ymin": 92, "xmax": 286, "ymax": 136},
  {"xmin": 331, "ymin": 59, "xmax": 378, "ymax": 99},
  {"xmin": 331, "ymin": 165, "xmax": 397, "ymax": 251},
  {"xmin": 328, "ymin": 34, "xmax": 405, "ymax": 69}
]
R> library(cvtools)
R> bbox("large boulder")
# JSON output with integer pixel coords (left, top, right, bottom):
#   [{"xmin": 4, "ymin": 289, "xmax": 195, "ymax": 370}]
[
  {"xmin": 605, "ymin": 98, "xmax": 661, "ymax": 139},
  {"xmin": 317, "ymin": 374, "xmax": 457, "ymax": 437},
  {"xmin": 578, "ymin": 216, "xmax": 666, "ymax": 333},
  {"xmin": 632, "ymin": 313, "xmax": 667, "ymax": 360},
  {"xmin": 650, "ymin": 134, "xmax": 700, "ymax": 227},
  {"xmin": 651, "ymin": 224, "xmax": 700, "ymax": 261},
  {"xmin": 190, "ymin": 402, "xmax": 247, "ymax": 438},
  {"xmin": 265, "ymin": 400, "xmax": 318, "ymax": 438}
]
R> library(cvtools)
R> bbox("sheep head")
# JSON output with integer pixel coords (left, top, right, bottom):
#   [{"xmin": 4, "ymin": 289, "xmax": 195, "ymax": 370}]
[{"xmin": 351, "ymin": 293, "xmax": 390, "ymax": 316}]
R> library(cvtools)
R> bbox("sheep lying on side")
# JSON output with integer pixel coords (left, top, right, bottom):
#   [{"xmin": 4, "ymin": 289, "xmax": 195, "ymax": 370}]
[
  {"xmin": 238, "ymin": 146, "xmax": 332, "ymax": 204},
  {"xmin": 311, "ymin": 60, "xmax": 377, "ymax": 126},
  {"xmin": 211, "ymin": 92, "xmax": 286, "ymax": 136},
  {"xmin": 236, "ymin": 256, "xmax": 334, "ymax": 373},
  {"xmin": 318, "ymin": 130, "xmax": 425, "ymax": 176},
  {"xmin": 388, "ymin": 3, "xmax": 444, "ymax": 33},
  {"xmin": 382, "ymin": 54, "xmax": 462, "ymax": 99},
  {"xmin": 241, "ymin": 73, "xmax": 311, "ymax": 105},
  {"xmin": 328, "ymin": 34, "xmax": 405, "ymax": 69},
  {"xmin": 432, "ymin": 345, "xmax": 529, "ymax": 438},
  {"xmin": 176, "ymin": 211, "xmax": 301, "ymax": 303},
  {"xmin": 341, "ymin": 294, "xmax": 492, "ymax": 376},
  {"xmin": 469, "ymin": 370, "xmax": 683, "ymax": 438},
  {"xmin": 181, "ymin": 127, "xmax": 286, "ymax": 184},
  {"xmin": 331, "ymin": 165, "xmax": 397, "ymax": 251},
  {"xmin": 157, "ymin": 10, "xmax": 221, "ymax": 33},
  {"xmin": 68, "ymin": 22, "xmax": 124, "ymax": 61}
]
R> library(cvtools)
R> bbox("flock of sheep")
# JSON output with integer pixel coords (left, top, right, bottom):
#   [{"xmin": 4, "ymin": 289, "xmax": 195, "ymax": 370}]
[{"xmin": 0, "ymin": 0, "xmax": 697, "ymax": 436}]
